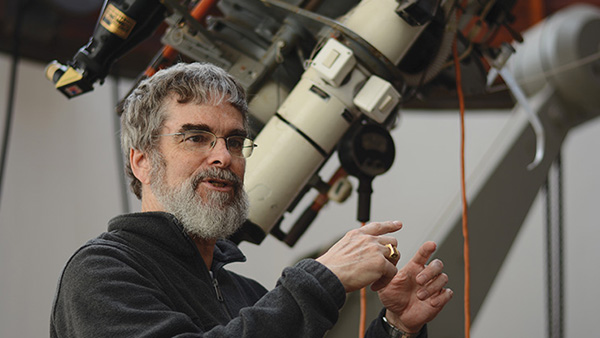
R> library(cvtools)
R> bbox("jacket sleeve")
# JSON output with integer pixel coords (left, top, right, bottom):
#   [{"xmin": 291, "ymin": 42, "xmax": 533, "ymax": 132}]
[
  {"xmin": 224, "ymin": 259, "xmax": 346, "ymax": 337},
  {"xmin": 51, "ymin": 243, "xmax": 346, "ymax": 338}
]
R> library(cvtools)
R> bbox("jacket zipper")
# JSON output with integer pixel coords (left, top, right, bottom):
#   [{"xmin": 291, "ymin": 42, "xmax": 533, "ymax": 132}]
[{"xmin": 212, "ymin": 276, "xmax": 232, "ymax": 320}]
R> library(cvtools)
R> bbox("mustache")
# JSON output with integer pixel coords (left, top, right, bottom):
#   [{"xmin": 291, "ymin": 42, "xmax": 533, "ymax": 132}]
[{"xmin": 191, "ymin": 167, "xmax": 243, "ymax": 191}]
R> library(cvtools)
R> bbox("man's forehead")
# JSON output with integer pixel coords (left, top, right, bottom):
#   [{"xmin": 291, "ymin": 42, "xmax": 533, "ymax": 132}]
[
  {"xmin": 163, "ymin": 97, "xmax": 245, "ymax": 130},
  {"xmin": 164, "ymin": 95, "xmax": 242, "ymax": 117}
]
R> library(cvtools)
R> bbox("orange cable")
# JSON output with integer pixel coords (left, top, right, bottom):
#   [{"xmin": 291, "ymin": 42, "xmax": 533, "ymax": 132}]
[
  {"xmin": 452, "ymin": 16, "xmax": 471, "ymax": 338},
  {"xmin": 359, "ymin": 221, "xmax": 367, "ymax": 338},
  {"xmin": 359, "ymin": 288, "xmax": 367, "ymax": 338},
  {"xmin": 530, "ymin": 0, "xmax": 545, "ymax": 25},
  {"xmin": 189, "ymin": 0, "xmax": 219, "ymax": 18}
]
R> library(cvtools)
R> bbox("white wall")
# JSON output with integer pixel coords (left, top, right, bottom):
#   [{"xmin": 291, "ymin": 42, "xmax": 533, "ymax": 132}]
[{"xmin": 0, "ymin": 55, "xmax": 598, "ymax": 337}]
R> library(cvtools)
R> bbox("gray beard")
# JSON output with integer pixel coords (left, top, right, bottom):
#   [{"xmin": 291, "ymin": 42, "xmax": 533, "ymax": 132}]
[{"xmin": 150, "ymin": 157, "xmax": 248, "ymax": 240}]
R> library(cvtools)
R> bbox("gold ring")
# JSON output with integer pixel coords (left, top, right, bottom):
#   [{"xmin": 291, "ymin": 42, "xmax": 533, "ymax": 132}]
[{"xmin": 386, "ymin": 244, "xmax": 399, "ymax": 260}]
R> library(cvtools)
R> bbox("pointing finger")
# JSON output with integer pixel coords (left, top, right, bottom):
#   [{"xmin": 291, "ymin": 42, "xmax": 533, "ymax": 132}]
[{"xmin": 360, "ymin": 221, "xmax": 403, "ymax": 236}]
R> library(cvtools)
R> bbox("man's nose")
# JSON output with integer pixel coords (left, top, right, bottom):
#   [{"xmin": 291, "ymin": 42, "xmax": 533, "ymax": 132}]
[{"xmin": 207, "ymin": 138, "xmax": 232, "ymax": 166}]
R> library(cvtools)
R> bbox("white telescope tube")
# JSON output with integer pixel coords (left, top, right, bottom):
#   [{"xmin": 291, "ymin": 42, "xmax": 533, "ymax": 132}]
[{"xmin": 244, "ymin": 0, "xmax": 433, "ymax": 241}]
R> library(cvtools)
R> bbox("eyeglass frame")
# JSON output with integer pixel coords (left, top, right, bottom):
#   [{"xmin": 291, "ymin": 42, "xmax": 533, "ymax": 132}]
[{"xmin": 157, "ymin": 129, "xmax": 258, "ymax": 158}]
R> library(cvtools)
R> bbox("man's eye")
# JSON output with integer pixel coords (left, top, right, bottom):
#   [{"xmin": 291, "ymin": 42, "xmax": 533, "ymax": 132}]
[
  {"xmin": 185, "ymin": 133, "xmax": 211, "ymax": 144},
  {"xmin": 227, "ymin": 137, "xmax": 244, "ymax": 150}
]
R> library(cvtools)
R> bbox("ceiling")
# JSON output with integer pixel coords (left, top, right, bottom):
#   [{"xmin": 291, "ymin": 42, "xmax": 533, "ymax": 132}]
[{"xmin": 1, "ymin": 0, "xmax": 598, "ymax": 107}]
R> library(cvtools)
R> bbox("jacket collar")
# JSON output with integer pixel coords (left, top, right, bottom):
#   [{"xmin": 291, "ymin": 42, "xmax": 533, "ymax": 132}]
[{"xmin": 107, "ymin": 212, "xmax": 247, "ymax": 267}]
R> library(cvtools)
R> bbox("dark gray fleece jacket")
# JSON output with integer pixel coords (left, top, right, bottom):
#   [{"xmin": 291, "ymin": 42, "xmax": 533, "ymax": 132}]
[{"xmin": 50, "ymin": 212, "xmax": 425, "ymax": 337}]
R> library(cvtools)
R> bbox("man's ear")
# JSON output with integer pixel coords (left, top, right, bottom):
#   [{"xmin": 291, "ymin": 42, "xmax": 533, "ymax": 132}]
[{"xmin": 130, "ymin": 148, "xmax": 152, "ymax": 185}]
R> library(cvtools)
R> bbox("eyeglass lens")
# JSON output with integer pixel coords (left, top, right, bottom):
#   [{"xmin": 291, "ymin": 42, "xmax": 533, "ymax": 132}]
[{"xmin": 182, "ymin": 130, "xmax": 255, "ymax": 158}]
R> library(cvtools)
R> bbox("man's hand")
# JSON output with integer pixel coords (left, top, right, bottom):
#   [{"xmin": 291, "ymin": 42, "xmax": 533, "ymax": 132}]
[
  {"xmin": 378, "ymin": 241, "xmax": 453, "ymax": 333},
  {"xmin": 316, "ymin": 221, "xmax": 403, "ymax": 292}
]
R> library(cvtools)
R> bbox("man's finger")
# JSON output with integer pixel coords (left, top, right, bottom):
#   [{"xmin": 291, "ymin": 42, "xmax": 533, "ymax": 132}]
[
  {"xmin": 430, "ymin": 288, "xmax": 454, "ymax": 308},
  {"xmin": 416, "ymin": 258, "xmax": 444, "ymax": 285},
  {"xmin": 370, "ymin": 261, "xmax": 398, "ymax": 291},
  {"xmin": 360, "ymin": 221, "xmax": 403, "ymax": 236},
  {"xmin": 411, "ymin": 241, "xmax": 437, "ymax": 267},
  {"xmin": 417, "ymin": 272, "xmax": 449, "ymax": 300}
]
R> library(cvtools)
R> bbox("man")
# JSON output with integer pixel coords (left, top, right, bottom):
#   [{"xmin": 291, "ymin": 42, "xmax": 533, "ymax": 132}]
[{"xmin": 50, "ymin": 62, "xmax": 452, "ymax": 337}]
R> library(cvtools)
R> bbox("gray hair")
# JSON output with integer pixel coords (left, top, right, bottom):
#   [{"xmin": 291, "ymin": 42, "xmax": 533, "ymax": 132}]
[{"xmin": 120, "ymin": 62, "xmax": 249, "ymax": 199}]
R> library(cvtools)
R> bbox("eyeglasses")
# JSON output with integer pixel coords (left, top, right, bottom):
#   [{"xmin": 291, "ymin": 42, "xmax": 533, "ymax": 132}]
[{"xmin": 159, "ymin": 130, "xmax": 257, "ymax": 158}]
